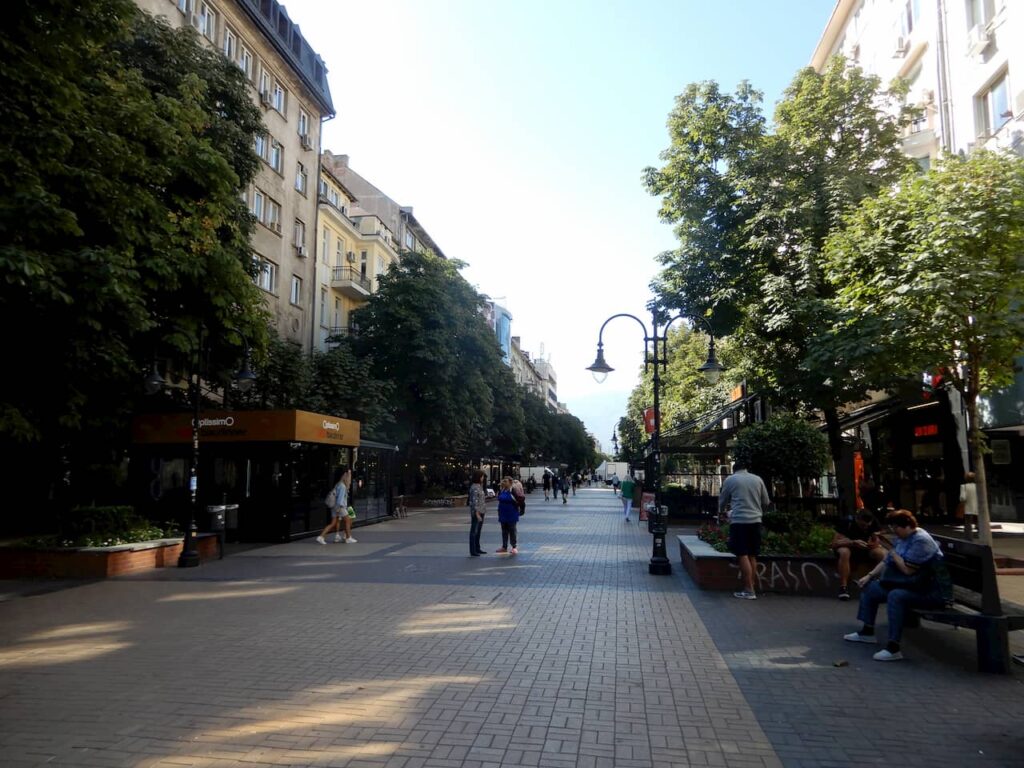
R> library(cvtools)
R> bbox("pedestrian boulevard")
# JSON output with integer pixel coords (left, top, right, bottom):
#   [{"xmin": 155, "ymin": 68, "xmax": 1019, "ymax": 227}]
[{"xmin": 1, "ymin": 488, "xmax": 1021, "ymax": 767}]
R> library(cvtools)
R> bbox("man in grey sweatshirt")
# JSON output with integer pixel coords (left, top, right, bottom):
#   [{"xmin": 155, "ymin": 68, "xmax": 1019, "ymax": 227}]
[{"xmin": 719, "ymin": 460, "xmax": 772, "ymax": 600}]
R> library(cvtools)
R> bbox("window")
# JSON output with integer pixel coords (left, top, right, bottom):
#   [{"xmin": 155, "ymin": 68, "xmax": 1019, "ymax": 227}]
[
  {"xmin": 238, "ymin": 45, "xmax": 253, "ymax": 81},
  {"xmin": 290, "ymin": 275, "xmax": 302, "ymax": 305},
  {"xmin": 321, "ymin": 228, "xmax": 330, "ymax": 263},
  {"xmin": 901, "ymin": 0, "xmax": 919, "ymax": 36},
  {"xmin": 293, "ymin": 219, "xmax": 305, "ymax": 248},
  {"xmin": 251, "ymin": 189, "xmax": 265, "ymax": 221},
  {"xmin": 404, "ymin": 230, "xmax": 414, "ymax": 249},
  {"xmin": 295, "ymin": 162, "xmax": 307, "ymax": 194},
  {"xmin": 259, "ymin": 68, "xmax": 270, "ymax": 98},
  {"xmin": 253, "ymin": 256, "xmax": 277, "ymax": 293},
  {"xmin": 320, "ymin": 287, "xmax": 328, "ymax": 326},
  {"xmin": 360, "ymin": 250, "xmax": 368, "ymax": 278},
  {"xmin": 222, "ymin": 27, "xmax": 236, "ymax": 59},
  {"xmin": 298, "ymin": 109, "xmax": 309, "ymax": 137},
  {"xmin": 335, "ymin": 238, "xmax": 344, "ymax": 265},
  {"xmin": 269, "ymin": 140, "xmax": 283, "ymax": 173},
  {"xmin": 334, "ymin": 297, "xmax": 341, "ymax": 328},
  {"xmin": 273, "ymin": 81, "xmax": 286, "ymax": 113},
  {"xmin": 254, "ymin": 133, "xmax": 267, "ymax": 161},
  {"xmin": 198, "ymin": 2, "xmax": 216, "ymax": 39},
  {"xmin": 976, "ymin": 71, "xmax": 1010, "ymax": 136},
  {"xmin": 265, "ymin": 197, "xmax": 282, "ymax": 232},
  {"xmin": 176, "ymin": 0, "xmax": 195, "ymax": 14}
]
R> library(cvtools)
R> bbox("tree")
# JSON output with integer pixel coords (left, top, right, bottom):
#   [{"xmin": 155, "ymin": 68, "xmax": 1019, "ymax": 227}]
[
  {"xmin": 644, "ymin": 58, "xmax": 914, "ymax": 511},
  {"xmin": 732, "ymin": 414, "xmax": 829, "ymax": 503},
  {"xmin": 0, "ymin": 0, "xmax": 266, "ymax": 510},
  {"xmin": 822, "ymin": 151, "xmax": 1024, "ymax": 545}
]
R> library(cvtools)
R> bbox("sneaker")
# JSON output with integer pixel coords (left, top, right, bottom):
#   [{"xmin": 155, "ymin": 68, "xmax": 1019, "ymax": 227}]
[
  {"xmin": 873, "ymin": 649, "xmax": 904, "ymax": 662},
  {"xmin": 838, "ymin": 586, "xmax": 851, "ymax": 601},
  {"xmin": 345, "ymin": 537, "xmax": 357, "ymax": 544},
  {"xmin": 315, "ymin": 536, "xmax": 326, "ymax": 545},
  {"xmin": 495, "ymin": 547, "xmax": 507, "ymax": 553},
  {"xmin": 510, "ymin": 547, "xmax": 518, "ymax": 555},
  {"xmin": 479, "ymin": 551, "xmax": 487, "ymax": 554},
  {"xmin": 733, "ymin": 591, "xmax": 757, "ymax": 600},
  {"xmin": 843, "ymin": 632, "xmax": 876, "ymax": 644},
  {"xmin": 333, "ymin": 534, "xmax": 343, "ymax": 543}
]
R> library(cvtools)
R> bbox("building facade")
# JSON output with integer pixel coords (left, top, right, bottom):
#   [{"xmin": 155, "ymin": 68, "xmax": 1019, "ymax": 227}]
[{"xmin": 135, "ymin": 0, "xmax": 334, "ymax": 350}]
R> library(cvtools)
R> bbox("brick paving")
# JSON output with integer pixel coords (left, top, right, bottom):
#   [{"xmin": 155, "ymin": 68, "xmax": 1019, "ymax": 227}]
[{"xmin": 0, "ymin": 488, "xmax": 1021, "ymax": 767}]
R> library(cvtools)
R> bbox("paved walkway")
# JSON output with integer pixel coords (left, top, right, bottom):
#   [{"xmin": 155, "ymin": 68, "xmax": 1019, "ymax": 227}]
[{"xmin": 0, "ymin": 488, "xmax": 1021, "ymax": 767}]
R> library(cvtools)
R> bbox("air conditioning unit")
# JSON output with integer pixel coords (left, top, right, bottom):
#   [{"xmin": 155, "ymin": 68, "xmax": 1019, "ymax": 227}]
[
  {"xmin": 259, "ymin": 90, "xmax": 273, "ymax": 107},
  {"xmin": 299, "ymin": 133, "xmax": 313, "ymax": 151},
  {"xmin": 346, "ymin": 251, "xmax": 356, "ymax": 263},
  {"xmin": 967, "ymin": 24, "xmax": 990, "ymax": 57},
  {"xmin": 295, "ymin": 245, "xmax": 306, "ymax": 257},
  {"xmin": 892, "ymin": 36, "xmax": 908, "ymax": 57}
]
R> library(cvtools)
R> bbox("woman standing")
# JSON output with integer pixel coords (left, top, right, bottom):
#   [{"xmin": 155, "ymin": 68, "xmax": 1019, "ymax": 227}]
[
  {"xmin": 468, "ymin": 469, "xmax": 488, "ymax": 556},
  {"xmin": 316, "ymin": 467, "xmax": 356, "ymax": 544},
  {"xmin": 496, "ymin": 477, "xmax": 520, "ymax": 554}
]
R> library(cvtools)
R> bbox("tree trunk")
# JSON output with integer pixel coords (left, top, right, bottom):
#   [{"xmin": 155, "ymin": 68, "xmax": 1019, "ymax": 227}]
[
  {"xmin": 823, "ymin": 406, "xmax": 849, "ymax": 515},
  {"xmin": 965, "ymin": 389, "xmax": 993, "ymax": 548}
]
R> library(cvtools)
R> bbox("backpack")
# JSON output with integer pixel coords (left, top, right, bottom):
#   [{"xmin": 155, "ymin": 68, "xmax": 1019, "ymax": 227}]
[{"xmin": 325, "ymin": 485, "xmax": 337, "ymax": 508}]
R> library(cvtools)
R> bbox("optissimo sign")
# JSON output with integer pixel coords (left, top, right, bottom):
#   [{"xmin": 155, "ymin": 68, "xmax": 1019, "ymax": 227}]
[{"xmin": 132, "ymin": 410, "xmax": 360, "ymax": 446}]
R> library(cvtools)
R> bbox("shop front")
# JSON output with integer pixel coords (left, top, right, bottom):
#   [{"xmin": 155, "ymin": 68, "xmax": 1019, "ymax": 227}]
[{"xmin": 131, "ymin": 410, "xmax": 396, "ymax": 541}]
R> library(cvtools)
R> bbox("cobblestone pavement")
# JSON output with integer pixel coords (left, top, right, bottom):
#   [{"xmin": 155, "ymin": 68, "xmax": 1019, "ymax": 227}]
[{"xmin": 0, "ymin": 489, "xmax": 1021, "ymax": 767}]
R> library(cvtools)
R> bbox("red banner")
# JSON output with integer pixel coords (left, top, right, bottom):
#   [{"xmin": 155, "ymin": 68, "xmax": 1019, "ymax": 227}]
[{"xmin": 644, "ymin": 407, "xmax": 657, "ymax": 434}]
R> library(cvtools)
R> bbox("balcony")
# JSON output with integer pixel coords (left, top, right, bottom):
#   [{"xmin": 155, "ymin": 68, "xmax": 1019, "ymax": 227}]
[{"xmin": 331, "ymin": 265, "xmax": 372, "ymax": 298}]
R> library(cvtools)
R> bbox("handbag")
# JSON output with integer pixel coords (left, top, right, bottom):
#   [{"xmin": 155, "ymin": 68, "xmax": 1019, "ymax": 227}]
[{"xmin": 879, "ymin": 559, "xmax": 933, "ymax": 592}]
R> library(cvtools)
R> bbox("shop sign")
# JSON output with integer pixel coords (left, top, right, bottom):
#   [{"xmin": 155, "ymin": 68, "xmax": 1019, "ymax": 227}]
[
  {"xmin": 991, "ymin": 440, "xmax": 1011, "ymax": 465},
  {"xmin": 133, "ymin": 409, "xmax": 360, "ymax": 446}
]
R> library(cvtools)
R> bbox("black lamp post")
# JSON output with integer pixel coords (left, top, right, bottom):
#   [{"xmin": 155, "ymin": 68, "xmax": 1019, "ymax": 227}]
[
  {"xmin": 144, "ymin": 325, "xmax": 255, "ymax": 567},
  {"xmin": 587, "ymin": 308, "xmax": 723, "ymax": 575},
  {"xmin": 611, "ymin": 429, "xmax": 619, "ymax": 459}
]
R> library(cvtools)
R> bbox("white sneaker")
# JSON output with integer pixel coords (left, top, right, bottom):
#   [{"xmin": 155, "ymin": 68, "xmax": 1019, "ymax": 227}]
[
  {"xmin": 315, "ymin": 536, "xmax": 326, "ymax": 545},
  {"xmin": 873, "ymin": 648, "xmax": 904, "ymax": 662},
  {"xmin": 733, "ymin": 591, "xmax": 757, "ymax": 600},
  {"xmin": 345, "ymin": 537, "xmax": 357, "ymax": 544},
  {"xmin": 333, "ymin": 534, "xmax": 342, "ymax": 543},
  {"xmin": 843, "ymin": 632, "xmax": 876, "ymax": 644}
]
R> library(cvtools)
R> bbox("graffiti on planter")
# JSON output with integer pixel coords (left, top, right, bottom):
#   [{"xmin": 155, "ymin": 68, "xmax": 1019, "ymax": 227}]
[
  {"xmin": 728, "ymin": 559, "xmax": 833, "ymax": 592},
  {"xmin": 422, "ymin": 498, "xmax": 454, "ymax": 507}
]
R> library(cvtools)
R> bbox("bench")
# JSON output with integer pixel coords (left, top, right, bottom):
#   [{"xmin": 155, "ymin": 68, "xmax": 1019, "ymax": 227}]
[{"xmin": 907, "ymin": 534, "xmax": 1024, "ymax": 674}]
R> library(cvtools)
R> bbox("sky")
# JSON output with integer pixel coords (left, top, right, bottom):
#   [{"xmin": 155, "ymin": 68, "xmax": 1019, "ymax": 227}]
[{"xmin": 279, "ymin": 0, "xmax": 838, "ymax": 454}]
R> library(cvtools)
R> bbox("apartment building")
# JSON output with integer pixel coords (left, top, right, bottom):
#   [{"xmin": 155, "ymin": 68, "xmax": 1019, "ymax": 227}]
[
  {"xmin": 812, "ymin": 0, "xmax": 1022, "ymax": 162},
  {"xmin": 135, "ymin": 0, "xmax": 335, "ymax": 350}
]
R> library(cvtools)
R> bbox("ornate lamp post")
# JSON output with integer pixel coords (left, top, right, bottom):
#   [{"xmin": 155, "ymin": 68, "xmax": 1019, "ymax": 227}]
[
  {"xmin": 144, "ymin": 325, "xmax": 255, "ymax": 567},
  {"xmin": 587, "ymin": 308, "xmax": 723, "ymax": 575},
  {"xmin": 611, "ymin": 429, "xmax": 619, "ymax": 459}
]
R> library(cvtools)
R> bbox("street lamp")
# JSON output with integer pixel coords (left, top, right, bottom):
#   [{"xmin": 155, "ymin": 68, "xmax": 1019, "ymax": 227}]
[
  {"xmin": 611, "ymin": 429, "xmax": 619, "ymax": 459},
  {"xmin": 587, "ymin": 309, "xmax": 723, "ymax": 575},
  {"xmin": 145, "ymin": 324, "xmax": 255, "ymax": 567}
]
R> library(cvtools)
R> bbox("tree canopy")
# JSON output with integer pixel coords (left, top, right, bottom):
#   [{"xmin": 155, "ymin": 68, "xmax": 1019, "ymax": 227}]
[{"xmin": 0, "ymin": 0, "xmax": 267, "ymax": 506}]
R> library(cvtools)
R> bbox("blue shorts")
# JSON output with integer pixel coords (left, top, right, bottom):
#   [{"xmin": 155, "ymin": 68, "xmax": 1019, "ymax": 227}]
[{"xmin": 728, "ymin": 522, "xmax": 762, "ymax": 557}]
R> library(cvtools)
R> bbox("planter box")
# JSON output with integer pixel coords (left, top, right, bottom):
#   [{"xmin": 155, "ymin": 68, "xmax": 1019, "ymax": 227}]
[
  {"xmin": 678, "ymin": 534, "xmax": 848, "ymax": 596},
  {"xmin": 0, "ymin": 535, "xmax": 220, "ymax": 579},
  {"xmin": 404, "ymin": 494, "xmax": 469, "ymax": 509}
]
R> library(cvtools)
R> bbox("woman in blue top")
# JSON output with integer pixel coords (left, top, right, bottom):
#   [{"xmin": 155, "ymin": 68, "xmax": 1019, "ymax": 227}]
[
  {"xmin": 843, "ymin": 509, "xmax": 948, "ymax": 661},
  {"xmin": 496, "ymin": 477, "xmax": 520, "ymax": 554}
]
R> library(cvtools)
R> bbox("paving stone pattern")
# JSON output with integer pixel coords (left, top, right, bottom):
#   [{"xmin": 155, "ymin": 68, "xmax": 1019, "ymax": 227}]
[{"xmin": 0, "ymin": 488, "xmax": 1021, "ymax": 767}]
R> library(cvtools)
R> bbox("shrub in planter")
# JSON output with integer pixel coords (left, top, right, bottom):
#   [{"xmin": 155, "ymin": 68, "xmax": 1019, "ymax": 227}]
[
  {"xmin": 698, "ymin": 520, "xmax": 834, "ymax": 556},
  {"xmin": 23, "ymin": 506, "xmax": 181, "ymax": 549}
]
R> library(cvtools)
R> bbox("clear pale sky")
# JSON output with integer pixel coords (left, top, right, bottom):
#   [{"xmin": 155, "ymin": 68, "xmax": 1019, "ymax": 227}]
[{"xmin": 279, "ymin": 0, "xmax": 837, "ymax": 454}]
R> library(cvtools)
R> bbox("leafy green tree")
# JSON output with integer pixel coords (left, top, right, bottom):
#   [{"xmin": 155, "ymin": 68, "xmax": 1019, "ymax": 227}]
[
  {"xmin": 644, "ymin": 58, "xmax": 914, "ymax": 510},
  {"xmin": 306, "ymin": 338, "xmax": 395, "ymax": 438},
  {"xmin": 822, "ymin": 151, "xmax": 1024, "ymax": 545},
  {"xmin": 0, "ymin": 0, "xmax": 266, "ymax": 511},
  {"xmin": 733, "ymin": 414, "xmax": 829, "ymax": 504}
]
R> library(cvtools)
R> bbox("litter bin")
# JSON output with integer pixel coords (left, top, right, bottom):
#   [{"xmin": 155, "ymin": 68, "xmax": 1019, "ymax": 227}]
[
  {"xmin": 224, "ymin": 503, "xmax": 239, "ymax": 541},
  {"xmin": 647, "ymin": 504, "xmax": 668, "ymax": 535},
  {"xmin": 204, "ymin": 505, "xmax": 226, "ymax": 559}
]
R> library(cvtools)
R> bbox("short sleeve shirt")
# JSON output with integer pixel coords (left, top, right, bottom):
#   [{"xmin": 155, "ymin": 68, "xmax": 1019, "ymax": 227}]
[
  {"xmin": 889, "ymin": 528, "xmax": 941, "ymax": 567},
  {"xmin": 835, "ymin": 517, "xmax": 880, "ymax": 542}
]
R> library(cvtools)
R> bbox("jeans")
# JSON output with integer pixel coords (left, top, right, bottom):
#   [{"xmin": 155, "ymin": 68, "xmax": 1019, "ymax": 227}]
[
  {"xmin": 857, "ymin": 580, "xmax": 946, "ymax": 643},
  {"xmin": 469, "ymin": 511, "xmax": 484, "ymax": 555}
]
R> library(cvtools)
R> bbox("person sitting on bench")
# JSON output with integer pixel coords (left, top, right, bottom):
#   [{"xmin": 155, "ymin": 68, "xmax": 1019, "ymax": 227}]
[
  {"xmin": 832, "ymin": 509, "xmax": 886, "ymax": 601},
  {"xmin": 842, "ymin": 510, "xmax": 947, "ymax": 662}
]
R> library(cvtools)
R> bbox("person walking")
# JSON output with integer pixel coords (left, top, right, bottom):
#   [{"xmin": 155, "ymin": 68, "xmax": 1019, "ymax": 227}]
[
  {"xmin": 542, "ymin": 472, "xmax": 551, "ymax": 501},
  {"xmin": 496, "ymin": 477, "xmax": 520, "ymax": 554},
  {"xmin": 719, "ymin": 460, "xmax": 771, "ymax": 599},
  {"xmin": 317, "ymin": 467, "xmax": 357, "ymax": 544},
  {"xmin": 560, "ymin": 474, "xmax": 570, "ymax": 504},
  {"xmin": 620, "ymin": 473, "xmax": 636, "ymax": 522},
  {"xmin": 552, "ymin": 472, "xmax": 560, "ymax": 501},
  {"xmin": 611, "ymin": 472, "xmax": 621, "ymax": 496},
  {"xmin": 959, "ymin": 471, "xmax": 978, "ymax": 539},
  {"xmin": 468, "ymin": 469, "xmax": 488, "ymax": 556},
  {"xmin": 632, "ymin": 475, "xmax": 644, "ymax": 521}
]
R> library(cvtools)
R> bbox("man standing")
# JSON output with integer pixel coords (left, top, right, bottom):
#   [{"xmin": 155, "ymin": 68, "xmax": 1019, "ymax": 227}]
[{"xmin": 719, "ymin": 460, "xmax": 771, "ymax": 600}]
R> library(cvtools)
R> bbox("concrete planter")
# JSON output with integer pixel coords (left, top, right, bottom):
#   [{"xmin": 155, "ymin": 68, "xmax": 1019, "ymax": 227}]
[
  {"xmin": 678, "ymin": 534, "xmax": 844, "ymax": 596},
  {"xmin": 0, "ymin": 535, "xmax": 220, "ymax": 579},
  {"xmin": 404, "ymin": 494, "xmax": 469, "ymax": 509}
]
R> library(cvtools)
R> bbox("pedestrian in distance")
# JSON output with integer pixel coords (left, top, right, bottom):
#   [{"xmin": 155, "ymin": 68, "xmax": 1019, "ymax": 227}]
[
  {"xmin": 542, "ymin": 471, "xmax": 551, "ymax": 501},
  {"xmin": 611, "ymin": 472, "xmax": 620, "ymax": 496},
  {"xmin": 571, "ymin": 472, "xmax": 579, "ymax": 495},
  {"xmin": 468, "ymin": 468, "xmax": 488, "ymax": 556},
  {"xmin": 632, "ymin": 475, "xmax": 644, "ymax": 520},
  {"xmin": 959, "ymin": 471, "xmax": 978, "ymax": 539},
  {"xmin": 317, "ymin": 467, "xmax": 357, "ymax": 544},
  {"xmin": 495, "ymin": 477, "xmax": 520, "ymax": 554},
  {"xmin": 552, "ymin": 473, "xmax": 560, "ymax": 500},
  {"xmin": 831, "ymin": 509, "xmax": 885, "ymax": 600},
  {"xmin": 719, "ymin": 459, "xmax": 771, "ymax": 599},
  {"xmin": 620, "ymin": 473, "xmax": 635, "ymax": 522},
  {"xmin": 843, "ymin": 510, "xmax": 950, "ymax": 662},
  {"xmin": 560, "ymin": 474, "xmax": 570, "ymax": 504}
]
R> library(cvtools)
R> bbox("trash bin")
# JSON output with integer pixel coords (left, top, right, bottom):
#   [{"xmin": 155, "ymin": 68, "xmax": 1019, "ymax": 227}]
[
  {"xmin": 647, "ymin": 504, "xmax": 668, "ymax": 536},
  {"xmin": 204, "ymin": 505, "xmax": 226, "ymax": 531},
  {"xmin": 224, "ymin": 504, "xmax": 239, "ymax": 534}
]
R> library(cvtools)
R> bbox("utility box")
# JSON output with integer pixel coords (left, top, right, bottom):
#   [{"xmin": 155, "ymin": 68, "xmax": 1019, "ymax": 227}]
[
  {"xmin": 204, "ymin": 505, "xmax": 226, "ymax": 531},
  {"xmin": 647, "ymin": 504, "xmax": 668, "ymax": 536}
]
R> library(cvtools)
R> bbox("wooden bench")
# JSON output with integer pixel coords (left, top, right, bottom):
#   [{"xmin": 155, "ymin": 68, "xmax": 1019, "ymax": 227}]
[{"xmin": 907, "ymin": 534, "xmax": 1024, "ymax": 674}]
